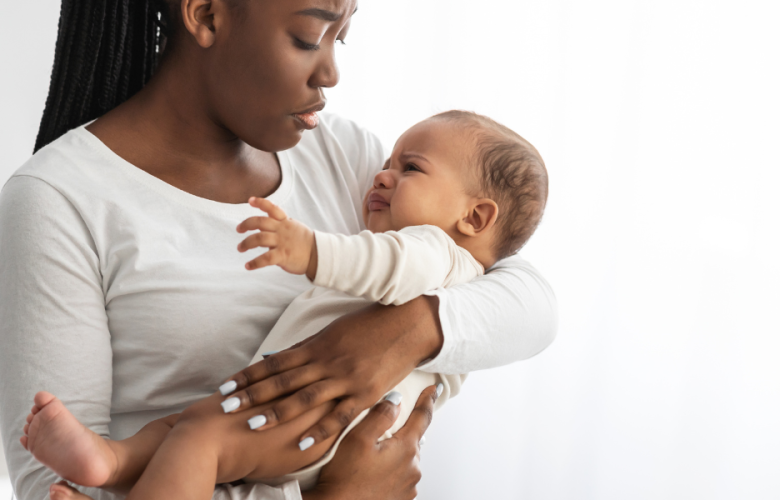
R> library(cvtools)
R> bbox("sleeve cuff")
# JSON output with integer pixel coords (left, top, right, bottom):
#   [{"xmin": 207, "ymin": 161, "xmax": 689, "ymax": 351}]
[
  {"xmin": 312, "ymin": 230, "xmax": 337, "ymax": 288},
  {"xmin": 416, "ymin": 289, "xmax": 455, "ymax": 372}
]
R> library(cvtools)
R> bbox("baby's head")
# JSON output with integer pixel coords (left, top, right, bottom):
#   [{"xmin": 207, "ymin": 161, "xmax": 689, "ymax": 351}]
[{"xmin": 363, "ymin": 111, "xmax": 548, "ymax": 267}]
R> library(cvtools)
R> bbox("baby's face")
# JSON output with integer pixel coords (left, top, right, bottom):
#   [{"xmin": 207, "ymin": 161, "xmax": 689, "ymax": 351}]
[{"xmin": 363, "ymin": 119, "xmax": 474, "ymax": 237}]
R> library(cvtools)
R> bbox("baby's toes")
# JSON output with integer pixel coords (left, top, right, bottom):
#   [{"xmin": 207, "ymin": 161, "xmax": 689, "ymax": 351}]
[
  {"xmin": 34, "ymin": 391, "xmax": 57, "ymax": 408},
  {"xmin": 50, "ymin": 482, "xmax": 92, "ymax": 500},
  {"xmin": 27, "ymin": 412, "xmax": 35, "ymax": 424},
  {"xmin": 20, "ymin": 435, "xmax": 28, "ymax": 450},
  {"xmin": 24, "ymin": 423, "xmax": 30, "ymax": 435}
]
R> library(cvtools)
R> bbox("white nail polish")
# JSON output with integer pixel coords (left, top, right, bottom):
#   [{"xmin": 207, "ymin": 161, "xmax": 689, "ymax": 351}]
[
  {"xmin": 384, "ymin": 391, "xmax": 402, "ymax": 406},
  {"xmin": 221, "ymin": 397, "xmax": 240, "ymax": 413},
  {"xmin": 299, "ymin": 437, "xmax": 315, "ymax": 451},
  {"xmin": 219, "ymin": 381, "xmax": 237, "ymax": 396},
  {"xmin": 248, "ymin": 415, "xmax": 267, "ymax": 430},
  {"xmin": 436, "ymin": 383, "xmax": 444, "ymax": 398},
  {"xmin": 419, "ymin": 435, "xmax": 426, "ymax": 446}
]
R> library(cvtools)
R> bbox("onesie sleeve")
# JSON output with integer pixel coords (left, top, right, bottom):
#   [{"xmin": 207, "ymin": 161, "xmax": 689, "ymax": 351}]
[
  {"xmin": 418, "ymin": 253, "xmax": 559, "ymax": 374},
  {"xmin": 0, "ymin": 175, "xmax": 121, "ymax": 500},
  {"xmin": 313, "ymin": 225, "xmax": 483, "ymax": 306}
]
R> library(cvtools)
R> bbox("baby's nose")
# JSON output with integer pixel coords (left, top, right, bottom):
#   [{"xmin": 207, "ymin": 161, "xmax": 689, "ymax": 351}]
[{"xmin": 373, "ymin": 170, "xmax": 395, "ymax": 189}]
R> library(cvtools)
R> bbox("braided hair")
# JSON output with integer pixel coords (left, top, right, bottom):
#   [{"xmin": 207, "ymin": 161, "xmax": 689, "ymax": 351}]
[{"xmin": 34, "ymin": 0, "xmax": 174, "ymax": 152}]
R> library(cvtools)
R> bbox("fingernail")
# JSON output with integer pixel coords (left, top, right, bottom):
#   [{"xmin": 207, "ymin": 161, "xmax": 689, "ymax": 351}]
[
  {"xmin": 221, "ymin": 397, "xmax": 240, "ymax": 413},
  {"xmin": 436, "ymin": 383, "xmax": 444, "ymax": 398},
  {"xmin": 262, "ymin": 351, "xmax": 279, "ymax": 357},
  {"xmin": 419, "ymin": 435, "xmax": 427, "ymax": 446},
  {"xmin": 384, "ymin": 391, "xmax": 402, "ymax": 406},
  {"xmin": 299, "ymin": 436, "xmax": 315, "ymax": 451},
  {"xmin": 219, "ymin": 381, "xmax": 237, "ymax": 396},
  {"xmin": 248, "ymin": 415, "xmax": 267, "ymax": 430}
]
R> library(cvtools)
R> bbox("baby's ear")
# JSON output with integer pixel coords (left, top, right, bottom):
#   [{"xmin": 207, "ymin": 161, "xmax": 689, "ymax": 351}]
[{"xmin": 457, "ymin": 199, "xmax": 499, "ymax": 237}]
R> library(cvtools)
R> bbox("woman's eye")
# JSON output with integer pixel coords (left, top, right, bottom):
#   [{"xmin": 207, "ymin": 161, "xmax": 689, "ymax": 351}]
[{"xmin": 293, "ymin": 37, "xmax": 320, "ymax": 51}]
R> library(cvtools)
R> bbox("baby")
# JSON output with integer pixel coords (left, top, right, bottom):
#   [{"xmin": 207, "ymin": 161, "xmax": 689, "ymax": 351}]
[{"xmin": 20, "ymin": 110, "xmax": 548, "ymax": 499}]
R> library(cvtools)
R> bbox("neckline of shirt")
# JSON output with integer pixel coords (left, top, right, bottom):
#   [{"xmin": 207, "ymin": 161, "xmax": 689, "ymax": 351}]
[{"xmin": 72, "ymin": 125, "xmax": 295, "ymax": 218}]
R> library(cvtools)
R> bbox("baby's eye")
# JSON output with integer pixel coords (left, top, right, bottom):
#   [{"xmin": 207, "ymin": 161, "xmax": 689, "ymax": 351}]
[{"xmin": 404, "ymin": 163, "xmax": 421, "ymax": 172}]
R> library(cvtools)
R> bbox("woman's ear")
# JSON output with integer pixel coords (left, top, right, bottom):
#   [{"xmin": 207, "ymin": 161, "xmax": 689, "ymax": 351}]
[
  {"xmin": 181, "ymin": 0, "xmax": 222, "ymax": 48},
  {"xmin": 456, "ymin": 199, "xmax": 499, "ymax": 237}
]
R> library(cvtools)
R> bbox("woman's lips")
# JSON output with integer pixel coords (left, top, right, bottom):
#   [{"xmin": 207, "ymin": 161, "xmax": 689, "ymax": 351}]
[
  {"xmin": 367, "ymin": 192, "xmax": 390, "ymax": 211},
  {"xmin": 292, "ymin": 112, "xmax": 320, "ymax": 130}
]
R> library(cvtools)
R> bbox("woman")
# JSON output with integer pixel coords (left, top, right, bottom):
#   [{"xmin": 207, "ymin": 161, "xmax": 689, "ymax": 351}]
[{"xmin": 0, "ymin": 0, "xmax": 557, "ymax": 499}]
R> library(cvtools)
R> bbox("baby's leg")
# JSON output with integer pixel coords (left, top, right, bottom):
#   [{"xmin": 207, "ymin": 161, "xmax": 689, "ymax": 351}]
[
  {"xmin": 22, "ymin": 391, "xmax": 177, "ymax": 491},
  {"xmin": 124, "ymin": 392, "xmax": 339, "ymax": 500}
]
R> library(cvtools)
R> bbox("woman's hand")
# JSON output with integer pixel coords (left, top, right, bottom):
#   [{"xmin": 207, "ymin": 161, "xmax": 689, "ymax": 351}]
[
  {"xmin": 305, "ymin": 386, "xmax": 437, "ymax": 500},
  {"xmin": 219, "ymin": 296, "xmax": 443, "ymax": 449}
]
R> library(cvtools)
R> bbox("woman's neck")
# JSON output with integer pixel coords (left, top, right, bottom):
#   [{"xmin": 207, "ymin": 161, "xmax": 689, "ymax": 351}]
[{"xmin": 86, "ymin": 55, "xmax": 283, "ymax": 204}]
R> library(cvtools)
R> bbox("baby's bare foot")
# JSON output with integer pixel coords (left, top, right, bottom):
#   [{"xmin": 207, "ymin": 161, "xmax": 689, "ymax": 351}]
[{"xmin": 22, "ymin": 392, "xmax": 117, "ymax": 488}]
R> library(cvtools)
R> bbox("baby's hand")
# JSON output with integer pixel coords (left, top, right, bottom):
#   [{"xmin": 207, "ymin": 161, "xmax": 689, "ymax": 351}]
[{"xmin": 237, "ymin": 198, "xmax": 317, "ymax": 277}]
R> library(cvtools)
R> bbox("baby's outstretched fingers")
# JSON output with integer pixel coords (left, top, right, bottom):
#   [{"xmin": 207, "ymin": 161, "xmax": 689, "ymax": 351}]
[
  {"xmin": 249, "ymin": 197, "xmax": 287, "ymax": 221},
  {"xmin": 237, "ymin": 232, "xmax": 279, "ymax": 253},
  {"xmin": 244, "ymin": 250, "xmax": 282, "ymax": 270},
  {"xmin": 236, "ymin": 215, "xmax": 279, "ymax": 234}
]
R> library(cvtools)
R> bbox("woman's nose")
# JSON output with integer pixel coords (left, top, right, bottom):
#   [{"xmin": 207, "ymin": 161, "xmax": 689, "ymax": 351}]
[
  {"xmin": 309, "ymin": 46, "xmax": 340, "ymax": 89},
  {"xmin": 373, "ymin": 170, "xmax": 395, "ymax": 189}
]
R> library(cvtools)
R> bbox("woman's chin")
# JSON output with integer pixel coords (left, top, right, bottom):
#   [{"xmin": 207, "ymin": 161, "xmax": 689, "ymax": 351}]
[{"xmin": 244, "ymin": 126, "xmax": 306, "ymax": 153}]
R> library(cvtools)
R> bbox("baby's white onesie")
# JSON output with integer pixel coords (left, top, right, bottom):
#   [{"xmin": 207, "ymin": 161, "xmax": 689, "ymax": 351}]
[{"xmin": 250, "ymin": 224, "xmax": 484, "ymax": 490}]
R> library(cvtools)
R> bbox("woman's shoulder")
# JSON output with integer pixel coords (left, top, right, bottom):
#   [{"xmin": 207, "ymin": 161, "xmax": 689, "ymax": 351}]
[{"xmin": 6, "ymin": 126, "xmax": 118, "ymax": 199}]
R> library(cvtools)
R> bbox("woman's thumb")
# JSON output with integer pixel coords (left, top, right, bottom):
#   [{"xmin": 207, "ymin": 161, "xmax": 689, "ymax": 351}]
[{"xmin": 348, "ymin": 391, "xmax": 402, "ymax": 444}]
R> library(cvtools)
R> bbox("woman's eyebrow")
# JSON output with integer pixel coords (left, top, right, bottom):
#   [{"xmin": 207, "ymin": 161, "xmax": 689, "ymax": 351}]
[{"xmin": 296, "ymin": 6, "xmax": 358, "ymax": 22}]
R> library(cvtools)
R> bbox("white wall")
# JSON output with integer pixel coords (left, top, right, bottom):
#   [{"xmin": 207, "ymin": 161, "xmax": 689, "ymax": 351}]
[{"xmin": 2, "ymin": 1, "xmax": 779, "ymax": 499}]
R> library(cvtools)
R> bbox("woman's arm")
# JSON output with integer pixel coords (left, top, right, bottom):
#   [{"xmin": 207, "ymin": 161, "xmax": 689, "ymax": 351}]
[
  {"xmin": 0, "ymin": 176, "xmax": 120, "ymax": 500},
  {"xmin": 0, "ymin": 177, "xmax": 321, "ymax": 500},
  {"xmin": 419, "ymin": 252, "xmax": 558, "ymax": 373},
  {"xmin": 218, "ymin": 253, "xmax": 556, "ymax": 448}
]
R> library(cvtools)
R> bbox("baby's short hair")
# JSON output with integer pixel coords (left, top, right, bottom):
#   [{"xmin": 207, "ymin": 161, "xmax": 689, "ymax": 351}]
[{"xmin": 432, "ymin": 110, "xmax": 548, "ymax": 260}]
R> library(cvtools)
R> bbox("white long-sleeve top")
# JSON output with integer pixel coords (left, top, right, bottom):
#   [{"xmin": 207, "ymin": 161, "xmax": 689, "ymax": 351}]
[{"xmin": 0, "ymin": 114, "xmax": 558, "ymax": 500}]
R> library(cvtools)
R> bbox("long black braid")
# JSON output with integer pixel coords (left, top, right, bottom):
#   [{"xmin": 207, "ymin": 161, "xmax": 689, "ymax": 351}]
[{"xmin": 34, "ymin": 0, "xmax": 174, "ymax": 152}]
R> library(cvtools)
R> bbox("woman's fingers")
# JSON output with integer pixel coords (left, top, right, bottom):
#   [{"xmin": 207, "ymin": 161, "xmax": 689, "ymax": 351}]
[
  {"xmin": 226, "ymin": 349, "xmax": 309, "ymax": 392},
  {"xmin": 236, "ymin": 216, "xmax": 279, "ymax": 234},
  {"xmin": 298, "ymin": 397, "xmax": 362, "ymax": 445},
  {"xmin": 346, "ymin": 394, "xmax": 402, "ymax": 446},
  {"xmin": 237, "ymin": 232, "xmax": 278, "ymax": 252},
  {"xmin": 391, "ymin": 386, "xmax": 438, "ymax": 446},
  {"xmin": 248, "ymin": 197, "xmax": 287, "ymax": 221},
  {"xmin": 221, "ymin": 363, "xmax": 322, "ymax": 413},
  {"xmin": 248, "ymin": 380, "xmax": 348, "ymax": 435}
]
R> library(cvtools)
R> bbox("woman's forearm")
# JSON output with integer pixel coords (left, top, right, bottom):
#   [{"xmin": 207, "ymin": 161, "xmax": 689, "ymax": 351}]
[{"xmin": 420, "ymin": 253, "xmax": 558, "ymax": 374}]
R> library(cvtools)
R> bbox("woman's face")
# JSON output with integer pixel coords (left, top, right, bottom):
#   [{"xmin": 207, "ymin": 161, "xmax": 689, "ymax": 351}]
[{"xmin": 199, "ymin": 0, "xmax": 357, "ymax": 152}]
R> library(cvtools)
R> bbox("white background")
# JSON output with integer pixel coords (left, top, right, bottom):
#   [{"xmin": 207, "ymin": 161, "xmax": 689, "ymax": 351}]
[{"xmin": 2, "ymin": 1, "xmax": 780, "ymax": 499}]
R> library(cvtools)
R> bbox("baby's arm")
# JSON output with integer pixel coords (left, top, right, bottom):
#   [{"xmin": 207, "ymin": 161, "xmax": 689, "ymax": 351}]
[{"xmin": 237, "ymin": 198, "xmax": 482, "ymax": 305}]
